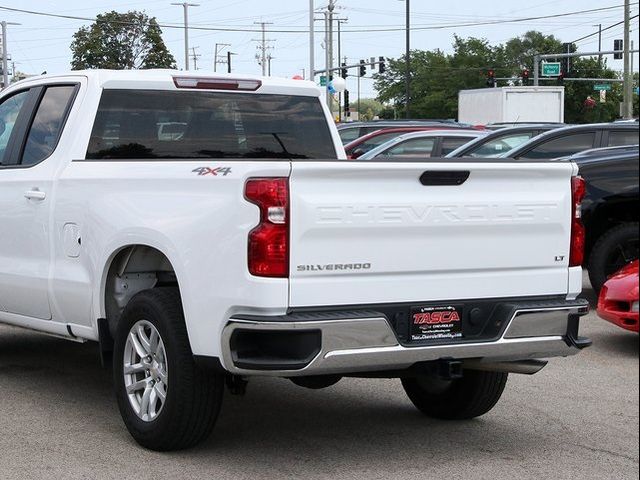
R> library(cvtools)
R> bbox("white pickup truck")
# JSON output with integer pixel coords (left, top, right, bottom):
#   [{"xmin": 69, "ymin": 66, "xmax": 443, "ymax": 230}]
[{"xmin": 0, "ymin": 70, "xmax": 590, "ymax": 451}]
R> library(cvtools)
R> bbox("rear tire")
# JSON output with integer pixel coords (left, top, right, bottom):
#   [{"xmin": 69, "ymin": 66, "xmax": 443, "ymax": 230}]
[
  {"xmin": 401, "ymin": 370, "xmax": 508, "ymax": 420},
  {"xmin": 113, "ymin": 288, "xmax": 224, "ymax": 451},
  {"xmin": 588, "ymin": 222, "xmax": 639, "ymax": 293}
]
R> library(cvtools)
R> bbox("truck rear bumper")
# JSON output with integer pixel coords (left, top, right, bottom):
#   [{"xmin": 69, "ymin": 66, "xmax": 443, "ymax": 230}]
[{"xmin": 220, "ymin": 299, "xmax": 590, "ymax": 376}]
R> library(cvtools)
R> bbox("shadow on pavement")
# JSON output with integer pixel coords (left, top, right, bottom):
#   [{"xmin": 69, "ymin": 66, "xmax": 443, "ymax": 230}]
[{"xmin": 0, "ymin": 326, "xmax": 536, "ymax": 468}]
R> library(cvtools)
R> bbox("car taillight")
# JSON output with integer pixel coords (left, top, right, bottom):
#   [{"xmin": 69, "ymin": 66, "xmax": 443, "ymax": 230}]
[
  {"xmin": 245, "ymin": 178, "xmax": 289, "ymax": 277},
  {"xmin": 570, "ymin": 176, "xmax": 586, "ymax": 267}
]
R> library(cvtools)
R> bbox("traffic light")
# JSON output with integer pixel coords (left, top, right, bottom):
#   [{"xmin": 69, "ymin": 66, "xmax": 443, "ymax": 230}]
[
  {"xmin": 522, "ymin": 68, "xmax": 529, "ymax": 85},
  {"xmin": 379, "ymin": 56, "xmax": 386, "ymax": 74},
  {"xmin": 344, "ymin": 90, "xmax": 350, "ymax": 116},
  {"xmin": 359, "ymin": 60, "xmax": 366, "ymax": 77},
  {"xmin": 341, "ymin": 62, "xmax": 348, "ymax": 79},
  {"xmin": 614, "ymin": 40, "xmax": 623, "ymax": 59},
  {"xmin": 486, "ymin": 69, "xmax": 496, "ymax": 87}
]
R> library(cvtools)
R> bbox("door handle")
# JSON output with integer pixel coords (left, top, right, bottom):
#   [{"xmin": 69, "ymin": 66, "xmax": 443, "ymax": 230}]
[
  {"xmin": 24, "ymin": 189, "xmax": 46, "ymax": 201},
  {"xmin": 420, "ymin": 171, "xmax": 470, "ymax": 186}
]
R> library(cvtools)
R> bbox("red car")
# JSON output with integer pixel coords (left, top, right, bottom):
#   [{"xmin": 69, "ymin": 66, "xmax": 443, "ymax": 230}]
[
  {"xmin": 597, "ymin": 260, "xmax": 639, "ymax": 333},
  {"xmin": 344, "ymin": 127, "xmax": 457, "ymax": 159}
]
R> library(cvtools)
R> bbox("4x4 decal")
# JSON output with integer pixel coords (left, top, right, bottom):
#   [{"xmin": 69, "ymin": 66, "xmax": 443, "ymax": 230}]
[{"xmin": 192, "ymin": 167, "xmax": 232, "ymax": 176}]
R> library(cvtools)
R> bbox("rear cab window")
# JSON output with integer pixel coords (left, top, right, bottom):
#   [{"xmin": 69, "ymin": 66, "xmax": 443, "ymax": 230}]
[{"xmin": 86, "ymin": 90, "xmax": 337, "ymax": 160}]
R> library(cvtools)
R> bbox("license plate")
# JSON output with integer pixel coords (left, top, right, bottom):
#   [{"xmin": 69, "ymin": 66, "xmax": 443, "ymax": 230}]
[{"xmin": 410, "ymin": 305, "xmax": 463, "ymax": 341}]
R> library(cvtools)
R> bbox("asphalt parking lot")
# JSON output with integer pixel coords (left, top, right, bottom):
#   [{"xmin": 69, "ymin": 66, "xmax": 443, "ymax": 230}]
[{"xmin": 0, "ymin": 278, "xmax": 638, "ymax": 480}]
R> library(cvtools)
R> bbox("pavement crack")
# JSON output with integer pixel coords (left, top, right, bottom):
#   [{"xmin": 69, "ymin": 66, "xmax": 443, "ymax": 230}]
[{"xmin": 568, "ymin": 442, "xmax": 639, "ymax": 463}]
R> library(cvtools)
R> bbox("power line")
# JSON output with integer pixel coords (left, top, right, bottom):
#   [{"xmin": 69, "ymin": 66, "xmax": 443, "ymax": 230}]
[
  {"xmin": 570, "ymin": 15, "xmax": 639, "ymax": 44},
  {"xmin": 0, "ymin": 3, "xmax": 636, "ymax": 34}
]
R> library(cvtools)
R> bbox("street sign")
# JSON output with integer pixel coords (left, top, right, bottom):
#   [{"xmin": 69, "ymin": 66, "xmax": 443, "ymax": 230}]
[
  {"xmin": 593, "ymin": 84, "xmax": 612, "ymax": 91},
  {"xmin": 599, "ymin": 89, "xmax": 606, "ymax": 103},
  {"xmin": 319, "ymin": 76, "xmax": 327, "ymax": 87},
  {"xmin": 541, "ymin": 62, "xmax": 561, "ymax": 77}
]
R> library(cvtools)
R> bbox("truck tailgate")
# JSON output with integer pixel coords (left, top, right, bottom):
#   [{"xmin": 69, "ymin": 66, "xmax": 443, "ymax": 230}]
[{"xmin": 289, "ymin": 160, "xmax": 576, "ymax": 307}]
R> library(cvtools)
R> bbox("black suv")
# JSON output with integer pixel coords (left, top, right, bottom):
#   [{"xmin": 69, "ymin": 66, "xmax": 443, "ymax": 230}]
[
  {"xmin": 560, "ymin": 145, "xmax": 639, "ymax": 291},
  {"xmin": 502, "ymin": 123, "xmax": 639, "ymax": 160}
]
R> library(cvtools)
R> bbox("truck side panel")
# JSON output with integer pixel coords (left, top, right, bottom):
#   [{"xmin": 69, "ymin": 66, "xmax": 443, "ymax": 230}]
[{"xmin": 53, "ymin": 160, "xmax": 290, "ymax": 357}]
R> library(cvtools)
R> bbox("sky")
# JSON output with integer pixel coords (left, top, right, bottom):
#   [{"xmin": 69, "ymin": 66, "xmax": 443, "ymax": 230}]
[{"xmin": 1, "ymin": 0, "xmax": 638, "ymax": 98}]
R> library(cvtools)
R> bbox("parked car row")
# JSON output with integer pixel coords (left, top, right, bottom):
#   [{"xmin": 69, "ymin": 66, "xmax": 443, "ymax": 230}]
[{"xmin": 340, "ymin": 120, "xmax": 639, "ymax": 303}]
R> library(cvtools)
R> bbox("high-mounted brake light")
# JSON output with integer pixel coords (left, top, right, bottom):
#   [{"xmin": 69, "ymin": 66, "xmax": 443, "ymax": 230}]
[
  {"xmin": 172, "ymin": 77, "xmax": 262, "ymax": 91},
  {"xmin": 570, "ymin": 176, "xmax": 586, "ymax": 267},
  {"xmin": 245, "ymin": 178, "xmax": 289, "ymax": 278}
]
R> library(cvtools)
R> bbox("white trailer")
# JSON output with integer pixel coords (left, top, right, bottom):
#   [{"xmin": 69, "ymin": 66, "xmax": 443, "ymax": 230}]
[{"xmin": 458, "ymin": 86, "xmax": 564, "ymax": 125}]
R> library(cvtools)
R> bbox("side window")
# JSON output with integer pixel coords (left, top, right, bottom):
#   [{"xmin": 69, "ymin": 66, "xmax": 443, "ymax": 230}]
[
  {"xmin": 380, "ymin": 138, "xmax": 436, "ymax": 158},
  {"xmin": 469, "ymin": 133, "xmax": 534, "ymax": 157},
  {"xmin": 0, "ymin": 90, "xmax": 30, "ymax": 166},
  {"xmin": 441, "ymin": 136, "xmax": 476, "ymax": 156},
  {"xmin": 358, "ymin": 132, "xmax": 402, "ymax": 153},
  {"xmin": 339, "ymin": 128, "xmax": 362, "ymax": 144},
  {"xmin": 608, "ymin": 130, "xmax": 639, "ymax": 147},
  {"xmin": 518, "ymin": 133, "xmax": 596, "ymax": 160},
  {"xmin": 21, "ymin": 85, "xmax": 77, "ymax": 166}
]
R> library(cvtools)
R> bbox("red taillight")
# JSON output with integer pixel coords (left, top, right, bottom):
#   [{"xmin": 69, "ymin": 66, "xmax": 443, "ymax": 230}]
[
  {"xmin": 570, "ymin": 176, "xmax": 586, "ymax": 267},
  {"xmin": 245, "ymin": 178, "xmax": 289, "ymax": 277}
]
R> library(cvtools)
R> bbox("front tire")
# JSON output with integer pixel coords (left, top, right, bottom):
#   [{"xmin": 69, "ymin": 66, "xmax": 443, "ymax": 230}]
[
  {"xmin": 113, "ymin": 288, "xmax": 224, "ymax": 451},
  {"xmin": 401, "ymin": 370, "xmax": 508, "ymax": 420}
]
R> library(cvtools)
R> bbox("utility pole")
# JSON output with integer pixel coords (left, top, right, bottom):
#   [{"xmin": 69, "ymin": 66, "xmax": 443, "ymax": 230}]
[
  {"xmin": 1, "ymin": 21, "xmax": 7, "ymax": 89},
  {"xmin": 336, "ymin": 17, "xmax": 348, "ymax": 122},
  {"xmin": 227, "ymin": 51, "xmax": 236, "ymax": 74},
  {"xmin": 623, "ymin": 0, "xmax": 632, "ymax": 119},
  {"xmin": 324, "ymin": 0, "xmax": 336, "ymax": 114},
  {"xmin": 593, "ymin": 24, "xmax": 602, "ymax": 66},
  {"xmin": 404, "ymin": 0, "xmax": 411, "ymax": 118},
  {"xmin": 309, "ymin": 0, "xmax": 314, "ymax": 81},
  {"xmin": 191, "ymin": 47, "xmax": 201, "ymax": 70},
  {"xmin": 1, "ymin": 21, "xmax": 20, "ymax": 89},
  {"xmin": 253, "ymin": 22, "xmax": 274, "ymax": 76},
  {"xmin": 171, "ymin": 2, "xmax": 199, "ymax": 71},
  {"xmin": 214, "ymin": 43, "xmax": 231, "ymax": 72}
]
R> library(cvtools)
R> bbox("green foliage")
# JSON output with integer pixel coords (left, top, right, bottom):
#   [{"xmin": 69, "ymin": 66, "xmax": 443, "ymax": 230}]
[
  {"xmin": 349, "ymin": 98, "xmax": 385, "ymax": 120},
  {"xmin": 374, "ymin": 31, "xmax": 624, "ymax": 123},
  {"xmin": 71, "ymin": 11, "xmax": 176, "ymax": 70}
]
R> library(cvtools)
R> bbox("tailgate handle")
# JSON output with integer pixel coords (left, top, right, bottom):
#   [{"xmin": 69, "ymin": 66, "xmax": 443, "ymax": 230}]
[{"xmin": 420, "ymin": 171, "xmax": 470, "ymax": 186}]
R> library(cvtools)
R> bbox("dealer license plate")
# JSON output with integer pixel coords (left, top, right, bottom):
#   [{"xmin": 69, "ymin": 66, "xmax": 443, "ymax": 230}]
[{"xmin": 410, "ymin": 305, "xmax": 464, "ymax": 341}]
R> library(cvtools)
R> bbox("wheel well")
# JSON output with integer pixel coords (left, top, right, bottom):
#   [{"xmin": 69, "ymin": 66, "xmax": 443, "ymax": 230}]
[
  {"xmin": 585, "ymin": 200, "xmax": 639, "ymax": 261},
  {"xmin": 104, "ymin": 245, "xmax": 179, "ymax": 338}
]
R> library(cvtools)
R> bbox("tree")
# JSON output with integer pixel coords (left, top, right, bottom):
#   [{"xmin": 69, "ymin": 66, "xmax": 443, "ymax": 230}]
[
  {"xmin": 349, "ymin": 98, "xmax": 384, "ymax": 120},
  {"xmin": 374, "ymin": 31, "xmax": 624, "ymax": 122},
  {"xmin": 71, "ymin": 11, "xmax": 176, "ymax": 70}
]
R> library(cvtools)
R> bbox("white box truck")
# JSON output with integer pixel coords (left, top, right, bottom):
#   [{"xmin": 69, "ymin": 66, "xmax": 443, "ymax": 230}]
[{"xmin": 458, "ymin": 86, "xmax": 564, "ymax": 125}]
